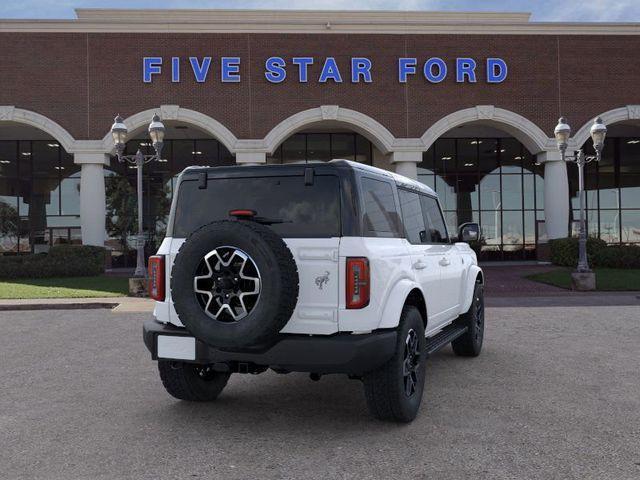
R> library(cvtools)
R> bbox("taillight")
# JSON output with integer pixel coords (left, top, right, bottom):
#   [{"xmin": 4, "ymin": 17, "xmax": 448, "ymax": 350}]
[
  {"xmin": 346, "ymin": 257, "xmax": 370, "ymax": 309},
  {"xmin": 148, "ymin": 255, "xmax": 165, "ymax": 301}
]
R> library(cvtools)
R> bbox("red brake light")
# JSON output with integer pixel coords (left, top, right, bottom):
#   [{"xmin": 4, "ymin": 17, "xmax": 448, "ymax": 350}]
[
  {"xmin": 229, "ymin": 209, "xmax": 256, "ymax": 218},
  {"xmin": 148, "ymin": 255, "xmax": 165, "ymax": 301},
  {"xmin": 346, "ymin": 257, "xmax": 370, "ymax": 309}
]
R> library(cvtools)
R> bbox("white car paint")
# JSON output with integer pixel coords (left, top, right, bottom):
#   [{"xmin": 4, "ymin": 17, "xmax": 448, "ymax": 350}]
[{"xmin": 152, "ymin": 160, "xmax": 483, "ymax": 339}]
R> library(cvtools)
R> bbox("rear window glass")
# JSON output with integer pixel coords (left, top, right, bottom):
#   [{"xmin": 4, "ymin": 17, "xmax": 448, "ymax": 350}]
[
  {"xmin": 361, "ymin": 177, "xmax": 402, "ymax": 237},
  {"xmin": 173, "ymin": 175, "xmax": 341, "ymax": 238}
]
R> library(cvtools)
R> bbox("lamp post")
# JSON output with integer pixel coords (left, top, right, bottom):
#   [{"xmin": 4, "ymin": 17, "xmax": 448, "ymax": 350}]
[
  {"xmin": 110, "ymin": 114, "xmax": 166, "ymax": 278},
  {"xmin": 553, "ymin": 116, "xmax": 607, "ymax": 279}
]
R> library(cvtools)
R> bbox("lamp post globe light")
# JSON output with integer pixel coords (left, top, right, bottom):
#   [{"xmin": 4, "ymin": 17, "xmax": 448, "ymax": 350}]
[
  {"xmin": 110, "ymin": 114, "xmax": 165, "ymax": 279},
  {"xmin": 553, "ymin": 116, "xmax": 607, "ymax": 290}
]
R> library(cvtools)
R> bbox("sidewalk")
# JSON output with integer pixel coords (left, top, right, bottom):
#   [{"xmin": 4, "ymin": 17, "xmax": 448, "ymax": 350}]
[{"xmin": 0, "ymin": 296, "xmax": 154, "ymax": 312}]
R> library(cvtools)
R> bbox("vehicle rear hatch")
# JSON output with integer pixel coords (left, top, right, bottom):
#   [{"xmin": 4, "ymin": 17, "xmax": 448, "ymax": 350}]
[{"xmin": 169, "ymin": 166, "xmax": 342, "ymax": 334}]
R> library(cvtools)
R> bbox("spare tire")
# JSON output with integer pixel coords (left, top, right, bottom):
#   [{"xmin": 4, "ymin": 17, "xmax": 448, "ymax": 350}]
[{"xmin": 171, "ymin": 220, "xmax": 299, "ymax": 349}]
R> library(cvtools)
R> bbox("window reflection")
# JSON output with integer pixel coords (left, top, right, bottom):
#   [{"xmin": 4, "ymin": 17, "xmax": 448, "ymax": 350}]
[{"xmin": 419, "ymin": 136, "xmax": 543, "ymax": 260}]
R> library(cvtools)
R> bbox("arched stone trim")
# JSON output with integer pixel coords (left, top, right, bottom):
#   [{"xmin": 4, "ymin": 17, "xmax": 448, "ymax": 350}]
[
  {"xmin": 420, "ymin": 105, "xmax": 552, "ymax": 154},
  {"xmin": 0, "ymin": 106, "xmax": 76, "ymax": 153},
  {"xmin": 263, "ymin": 106, "xmax": 396, "ymax": 155},
  {"xmin": 100, "ymin": 105, "xmax": 239, "ymax": 154},
  {"xmin": 572, "ymin": 105, "xmax": 640, "ymax": 148}
]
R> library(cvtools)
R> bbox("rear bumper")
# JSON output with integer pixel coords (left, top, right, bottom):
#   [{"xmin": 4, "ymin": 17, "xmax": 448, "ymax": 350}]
[{"xmin": 143, "ymin": 319, "xmax": 397, "ymax": 375}]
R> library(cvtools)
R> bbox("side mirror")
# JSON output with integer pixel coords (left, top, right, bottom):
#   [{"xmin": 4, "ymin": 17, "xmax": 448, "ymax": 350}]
[{"xmin": 458, "ymin": 222, "xmax": 480, "ymax": 243}]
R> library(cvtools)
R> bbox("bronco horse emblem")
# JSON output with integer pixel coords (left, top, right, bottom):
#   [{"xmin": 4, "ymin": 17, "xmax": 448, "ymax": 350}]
[{"xmin": 315, "ymin": 271, "xmax": 330, "ymax": 290}]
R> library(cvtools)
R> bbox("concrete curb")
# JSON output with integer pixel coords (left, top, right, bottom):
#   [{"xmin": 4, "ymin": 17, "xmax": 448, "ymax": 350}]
[{"xmin": 0, "ymin": 302, "xmax": 119, "ymax": 311}]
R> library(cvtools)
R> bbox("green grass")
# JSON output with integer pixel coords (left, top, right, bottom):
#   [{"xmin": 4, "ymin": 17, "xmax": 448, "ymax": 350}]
[
  {"xmin": 526, "ymin": 268, "xmax": 640, "ymax": 291},
  {"xmin": 0, "ymin": 276, "xmax": 130, "ymax": 299}
]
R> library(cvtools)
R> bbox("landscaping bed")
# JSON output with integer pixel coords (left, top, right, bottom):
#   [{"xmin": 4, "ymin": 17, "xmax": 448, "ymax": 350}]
[{"xmin": 526, "ymin": 268, "xmax": 640, "ymax": 291}]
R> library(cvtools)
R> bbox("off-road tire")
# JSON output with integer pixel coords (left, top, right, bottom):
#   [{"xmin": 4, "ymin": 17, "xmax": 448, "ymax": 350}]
[
  {"xmin": 158, "ymin": 360, "xmax": 231, "ymax": 402},
  {"xmin": 362, "ymin": 305, "xmax": 426, "ymax": 423},
  {"xmin": 171, "ymin": 220, "xmax": 299, "ymax": 349},
  {"xmin": 452, "ymin": 281, "xmax": 484, "ymax": 357}
]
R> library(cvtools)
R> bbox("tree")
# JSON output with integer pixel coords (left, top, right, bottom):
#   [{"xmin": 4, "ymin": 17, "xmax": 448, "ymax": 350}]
[
  {"xmin": 105, "ymin": 174, "xmax": 171, "ymax": 254},
  {"xmin": 0, "ymin": 201, "xmax": 20, "ymax": 252}
]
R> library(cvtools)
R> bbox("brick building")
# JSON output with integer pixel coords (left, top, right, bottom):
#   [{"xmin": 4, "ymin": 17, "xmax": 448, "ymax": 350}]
[{"xmin": 1, "ymin": 9, "xmax": 639, "ymax": 263}]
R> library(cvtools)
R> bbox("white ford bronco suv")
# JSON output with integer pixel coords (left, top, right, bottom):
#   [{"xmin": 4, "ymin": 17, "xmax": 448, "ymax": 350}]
[{"xmin": 143, "ymin": 159, "xmax": 484, "ymax": 422}]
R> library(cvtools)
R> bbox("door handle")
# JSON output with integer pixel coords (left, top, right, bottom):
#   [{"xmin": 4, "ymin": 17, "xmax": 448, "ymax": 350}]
[
  {"xmin": 439, "ymin": 257, "xmax": 451, "ymax": 267},
  {"xmin": 412, "ymin": 260, "xmax": 427, "ymax": 270}
]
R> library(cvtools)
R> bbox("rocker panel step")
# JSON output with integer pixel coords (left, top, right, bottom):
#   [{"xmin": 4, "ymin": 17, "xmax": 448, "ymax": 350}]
[{"xmin": 425, "ymin": 324, "xmax": 468, "ymax": 356}]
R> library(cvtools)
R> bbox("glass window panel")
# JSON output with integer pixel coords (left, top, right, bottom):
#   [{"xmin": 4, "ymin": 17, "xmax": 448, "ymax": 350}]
[
  {"xmin": 523, "ymin": 174, "xmax": 535, "ymax": 210},
  {"xmin": 620, "ymin": 137, "xmax": 640, "ymax": 174},
  {"xmin": 535, "ymin": 174, "xmax": 544, "ymax": 210},
  {"xmin": 355, "ymin": 134, "xmax": 372, "ymax": 165},
  {"xmin": 435, "ymin": 175, "xmax": 456, "ymax": 211},
  {"xmin": 60, "ymin": 150, "xmax": 80, "ymax": 177},
  {"xmin": 51, "ymin": 228, "xmax": 69, "ymax": 246},
  {"xmin": 570, "ymin": 209, "xmax": 598, "ymax": 238},
  {"xmin": 502, "ymin": 174, "xmax": 523, "ymax": 210},
  {"xmin": 479, "ymin": 175, "xmax": 501, "ymax": 211},
  {"xmin": 20, "ymin": 178, "xmax": 59, "ymax": 216},
  {"xmin": 417, "ymin": 173, "xmax": 435, "ymax": 190},
  {"xmin": 454, "ymin": 210, "xmax": 478, "ymax": 231},
  {"xmin": 499, "ymin": 138, "xmax": 523, "ymax": 174},
  {"xmin": 481, "ymin": 210, "xmax": 501, "ymax": 246},
  {"xmin": 219, "ymin": 144, "xmax": 235, "ymax": 166},
  {"xmin": 307, "ymin": 134, "xmax": 331, "ymax": 162},
  {"xmin": 455, "ymin": 175, "xmax": 479, "ymax": 211},
  {"xmin": 419, "ymin": 195, "xmax": 448, "ymax": 243},
  {"xmin": 621, "ymin": 186, "xmax": 640, "ymax": 208},
  {"xmin": 31, "ymin": 141, "xmax": 59, "ymax": 177},
  {"xmin": 596, "ymin": 138, "xmax": 615, "ymax": 176},
  {"xmin": 194, "ymin": 139, "xmax": 219, "ymax": 166},
  {"xmin": 60, "ymin": 174, "xmax": 80, "ymax": 215},
  {"xmin": 331, "ymin": 133, "xmax": 355, "ymax": 161},
  {"xmin": 477, "ymin": 138, "xmax": 499, "ymax": 174},
  {"xmin": 0, "ymin": 141, "xmax": 18, "ymax": 177},
  {"xmin": 172, "ymin": 140, "xmax": 196, "ymax": 174},
  {"xmin": 502, "ymin": 210, "xmax": 524, "ymax": 247},
  {"xmin": 598, "ymin": 182, "xmax": 619, "ymax": 209},
  {"xmin": 0, "ymin": 178, "xmax": 18, "ymax": 208},
  {"xmin": 282, "ymin": 134, "xmax": 306, "ymax": 164},
  {"xmin": 522, "ymin": 151, "xmax": 539, "ymax": 175},
  {"xmin": 524, "ymin": 211, "xmax": 536, "ymax": 244},
  {"xmin": 398, "ymin": 189, "xmax": 427, "ymax": 244},
  {"xmin": 621, "ymin": 210, "xmax": 640, "ymax": 243},
  {"xmin": 599, "ymin": 210, "xmax": 620, "ymax": 243},
  {"xmin": 0, "ymin": 189, "xmax": 20, "ymax": 253},
  {"xmin": 361, "ymin": 177, "xmax": 401, "ymax": 236},
  {"xmin": 434, "ymin": 139, "xmax": 455, "ymax": 174},
  {"xmin": 457, "ymin": 138, "xmax": 479, "ymax": 172},
  {"xmin": 420, "ymin": 147, "xmax": 435, "ymax": 172},
  {"xmin": 70, "ymin": 227, "xmax": 82, "ymax": 245},
  {"xmin": 46, "ymin": 216, "xmax": 81, "ymax": 227},
  {"xmin": 19, "ymin": 141, "xmax": 32, "ymax": 178},
  {"xmin": 267, "ymin": 145, "xmax": 282, "ymax": 165}
]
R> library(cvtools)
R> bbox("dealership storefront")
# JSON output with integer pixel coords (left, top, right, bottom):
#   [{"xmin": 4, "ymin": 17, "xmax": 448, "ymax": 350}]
[{"xmin": 1, "ymin": 9, "xmax": 639, "ymax": 264}]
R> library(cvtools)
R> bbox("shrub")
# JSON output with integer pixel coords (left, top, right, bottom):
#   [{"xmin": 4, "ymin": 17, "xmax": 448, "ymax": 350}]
[
  {"xmin": 593, "ymin": 245, "xmax": 640, "ymax": 269},
  {"xmin": 550, "ymin": 237, "xmax": 640, "ymax": 269},
  {"xmin": 549, "ymin": 237, "xmax": 607, "ymax": 267},
  {"xmin": 0, "ymin": 245, "xmax": 106, "ymax": 279}
]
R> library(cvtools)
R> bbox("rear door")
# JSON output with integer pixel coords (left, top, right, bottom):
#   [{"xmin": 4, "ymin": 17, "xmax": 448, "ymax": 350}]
[
  {"xmin": 170, "ymin": 170, "xmax": 342, "ymax": 334},
  {"xmin": 420, "ymin": 194, "xmax": 464, "ymax": 322},
  {"xmin": 397, "ymin": 189, "xmax": 445, "ymax": 325}
]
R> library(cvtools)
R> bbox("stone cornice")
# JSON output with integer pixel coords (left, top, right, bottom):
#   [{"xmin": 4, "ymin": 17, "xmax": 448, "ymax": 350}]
[{"xmin": 0, "ymin": 9, "xmax": 639, "ymax": 35}]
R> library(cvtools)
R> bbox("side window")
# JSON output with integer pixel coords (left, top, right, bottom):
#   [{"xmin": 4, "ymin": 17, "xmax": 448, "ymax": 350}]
[
  {"xmin": 399, "ymin": 189, "xmax": 427, "ymax": 244},
  {"xmin": 420, "ymin": 195, "xmax": 449, "ymax": 243},
  {"xmin": 361, "ymin": 177, "xmax": 402, "ymax": 237}
]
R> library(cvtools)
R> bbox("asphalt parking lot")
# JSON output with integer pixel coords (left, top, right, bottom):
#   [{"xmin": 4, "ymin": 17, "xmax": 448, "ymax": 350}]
[{"xmin": 1, "ymin": 305, "xmax": 639, "ymax": 480}]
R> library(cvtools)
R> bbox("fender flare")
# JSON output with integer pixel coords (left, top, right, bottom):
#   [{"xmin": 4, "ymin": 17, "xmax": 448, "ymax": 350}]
[
  {"xmin": 459, "ymin": 265, "xmax": 484, "ymax": 314},
  {"xmin": 378, "ymin": 278, "xmax": 426, "ymax": 330}
]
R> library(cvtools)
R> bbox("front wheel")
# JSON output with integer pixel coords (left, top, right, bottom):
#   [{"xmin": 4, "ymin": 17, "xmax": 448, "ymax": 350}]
[
  {"xmin": 451, "ymin": 281, "xmax": 485, "ymax": 357},
  {"xmin": 158, "ymin": 361, "xmax": 231, "ymax": 402},
  {"xmin": 362, "ymin": 305, "xmax": 426, "ymax": 423}
]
